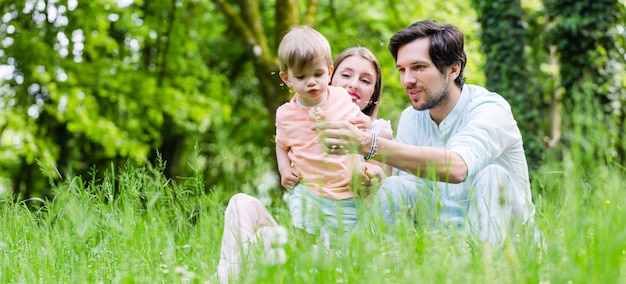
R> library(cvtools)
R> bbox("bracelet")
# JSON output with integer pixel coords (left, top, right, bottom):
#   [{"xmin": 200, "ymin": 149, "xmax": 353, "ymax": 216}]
[{"xmin": 364, "ymin": 132, "xmax": 378, "ymax": 160}]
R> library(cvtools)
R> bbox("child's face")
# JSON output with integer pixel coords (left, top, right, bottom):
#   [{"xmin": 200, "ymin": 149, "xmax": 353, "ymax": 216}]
[
  {"xmin": 331, "ymin": 55, "xmax": 377, "ymax": 111},
  {"xmin": 279, "ymin": 58, "xmax": 334, "ymax": 106}
]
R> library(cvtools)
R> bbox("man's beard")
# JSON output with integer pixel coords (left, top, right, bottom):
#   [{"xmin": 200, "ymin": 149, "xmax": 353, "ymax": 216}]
[{"xmin": 413, "ymin": 86, "xmax": 449, "ymax": 110}]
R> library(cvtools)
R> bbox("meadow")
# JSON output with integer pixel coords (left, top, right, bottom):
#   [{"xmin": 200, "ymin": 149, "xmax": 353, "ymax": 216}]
[{"xmin": 0, "ymin": 142, "xmax": 624, "ymax": 283}]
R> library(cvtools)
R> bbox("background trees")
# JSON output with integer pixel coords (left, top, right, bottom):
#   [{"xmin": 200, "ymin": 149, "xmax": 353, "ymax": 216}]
[
  {"xmin": 543, "ymin": 0, "xmax": 626, "ymax": 168},
  {"xmin": 0, "ymin": 0, "xmax": 624, "ymax": 201}
]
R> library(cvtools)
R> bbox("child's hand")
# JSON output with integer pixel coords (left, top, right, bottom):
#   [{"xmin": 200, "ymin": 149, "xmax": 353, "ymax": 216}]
[
  {"xmin": 349, "ymin": 116, "xmax": 372, "ymax": 132},
  {"xmin": 355, "ymin": 163, "xmax": 386, "ymax": 197},
  {"xmin": 362, "ymin": 163, "xmax": 386, "ymax": 185},
  {"xmin": 280, "ymin": 169, "xmax": 301, "ymax": 190}
]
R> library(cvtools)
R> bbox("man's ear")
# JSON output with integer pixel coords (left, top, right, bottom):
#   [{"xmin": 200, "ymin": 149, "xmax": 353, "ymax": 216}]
[
  {"xmin": 448, "ymin": 62, "xmax": 461, "ymax": 81},
  {"xmin": 279, "ymin": 71, "xmax": 290, "ymax": 86}
]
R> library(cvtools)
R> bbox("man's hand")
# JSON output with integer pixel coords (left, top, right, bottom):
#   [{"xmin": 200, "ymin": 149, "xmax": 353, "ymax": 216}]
[{"xmin": 315, "ymin": 121, "xmax": 369, "ymax": 156}]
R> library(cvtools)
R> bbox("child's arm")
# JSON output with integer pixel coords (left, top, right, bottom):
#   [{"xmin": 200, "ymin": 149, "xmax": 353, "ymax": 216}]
[{"xmin": 276, "ymin": 144, "xmax": 300, "ymax": 190}]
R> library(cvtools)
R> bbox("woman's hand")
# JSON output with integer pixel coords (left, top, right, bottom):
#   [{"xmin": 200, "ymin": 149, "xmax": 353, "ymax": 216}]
[{"xmin": 349, "ymin": 116, "xmax": 372, "ymax": 132}]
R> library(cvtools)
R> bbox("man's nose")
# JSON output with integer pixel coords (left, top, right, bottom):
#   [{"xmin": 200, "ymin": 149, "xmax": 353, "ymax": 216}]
[{"xmin": 401, "ymin": 70, "xmax": 416, "ymax": 85}]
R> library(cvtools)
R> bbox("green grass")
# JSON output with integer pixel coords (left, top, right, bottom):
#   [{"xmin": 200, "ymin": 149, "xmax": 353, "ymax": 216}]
[{"xmin": 0, "ymin": 150, "xmax": 624, "ymax": 283}]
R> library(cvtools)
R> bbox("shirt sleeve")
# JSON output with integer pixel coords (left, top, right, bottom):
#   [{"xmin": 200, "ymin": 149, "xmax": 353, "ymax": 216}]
[
  {"xmin": 275, "ymin": 108, "xmax": 289, "ymax": 151},
  {"xmin": 368, "ymin": 118, "xmax": 393, "ymax": 136},
  {"xmin": 394, "ymin": 107, "xmax": 419, "ymax": 144},
  {"xmin": 392, "ymin": 107, "xmax": 420, "ymax": 177},
  {"xmin": 447, "ymin": 99, "xmax": 522, "ymax": 178}
]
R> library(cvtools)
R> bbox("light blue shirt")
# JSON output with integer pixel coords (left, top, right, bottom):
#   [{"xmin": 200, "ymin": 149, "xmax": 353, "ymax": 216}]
[{"xmin": 394, "ymin": 84, "xmax": 534, "ymax": 222}]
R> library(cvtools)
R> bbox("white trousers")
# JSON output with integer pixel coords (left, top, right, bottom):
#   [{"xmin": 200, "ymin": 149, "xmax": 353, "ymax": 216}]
[{"xmin": 217, "ymin": 193, "xmax": 277, "ymax": 283}]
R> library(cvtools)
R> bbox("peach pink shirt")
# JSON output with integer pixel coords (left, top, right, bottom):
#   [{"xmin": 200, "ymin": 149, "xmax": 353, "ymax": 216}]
[{"xmin": 275, "ymin": 86, "xmax": 369, "ymax": 200}]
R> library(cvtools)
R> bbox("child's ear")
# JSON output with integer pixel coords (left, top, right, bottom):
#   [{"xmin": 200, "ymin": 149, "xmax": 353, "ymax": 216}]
[
  {"xmin": 279, "ymin": 71, "xmax": 290, "ymax": 86},
  {"xmin": 328, "ymin": 65, "xmax": 334, "ymax": 76}
]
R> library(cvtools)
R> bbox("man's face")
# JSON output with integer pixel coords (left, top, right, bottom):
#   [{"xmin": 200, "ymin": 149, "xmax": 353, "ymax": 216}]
[{"xmin": 395, "ymin": 37, "xmax": 450, "ymax": 110}]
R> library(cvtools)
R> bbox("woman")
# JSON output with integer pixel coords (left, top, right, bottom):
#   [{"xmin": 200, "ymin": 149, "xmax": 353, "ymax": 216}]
[
  {"xmin": 217, "ymin": 46, "xmax": 391, "ymax": 283},
  {"xmin": 331, "ymin": 47, "xmax": 393, "ymax": 175}
]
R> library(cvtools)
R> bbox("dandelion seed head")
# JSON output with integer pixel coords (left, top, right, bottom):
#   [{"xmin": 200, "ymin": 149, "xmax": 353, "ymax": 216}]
[
  {"xmin": 262, "ymin": 225, "xmax": 289, "ymax": 246},
  {"xmin": 262, "ymin": 248, "xmax": 287, "ymax": 265},
  {"xmin": 160, "ymin": 263, "xmax": 169, "ymax": 274},
  {"xmin": 253, "ymin": 45, "xmax": 262, "ymax": 56},
  {"xmin": 174, "ymin": 265, "xmax": 196, "ymax": 282}
]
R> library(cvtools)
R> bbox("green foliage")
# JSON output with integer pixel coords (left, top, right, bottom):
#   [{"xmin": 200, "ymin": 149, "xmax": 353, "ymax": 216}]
[
  {"xmin": 472, "ymin": 0, "xmax": 547, "ymax": 170},
  {"xmin": 0, "ymin": 0, "xmax": 273, "ymax": 199},
  {"xmin": 0, "ymin": 136, "xmax": 624, "ymax": 282},
  {"xmin": 544, "ymin": 0, "xmax": 626, "ymax": 162},
  {"xmin": 0, "ymin": 158, "xmax": 227, "ymax": 282}
]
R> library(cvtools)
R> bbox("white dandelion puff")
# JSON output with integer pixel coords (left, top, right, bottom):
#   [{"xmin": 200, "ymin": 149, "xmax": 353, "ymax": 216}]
[
  {"xmin": 262, "ymin": 247, "xmax": 287, "ymax": 265},
  {"xmin": 261, "ymin": 225, "xmax": 289, "ymax": 247},
  {"xmin": 174, "ymin": 265, "xmax": 196, "ymax": 282}
]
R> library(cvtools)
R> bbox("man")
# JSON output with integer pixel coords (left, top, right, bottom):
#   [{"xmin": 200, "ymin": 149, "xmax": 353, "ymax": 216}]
[{"xmin": 316, "ymin": 20, "xmax": 536, "ymax": 247}]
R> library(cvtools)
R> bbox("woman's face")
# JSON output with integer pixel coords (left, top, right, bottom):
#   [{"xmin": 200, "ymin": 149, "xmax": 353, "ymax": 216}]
[{"xmin": 331, "ymin": 56, "xmax": 377, "ymax": 111}]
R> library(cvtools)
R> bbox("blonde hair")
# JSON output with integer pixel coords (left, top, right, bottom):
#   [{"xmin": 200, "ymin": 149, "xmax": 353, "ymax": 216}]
[{"xmin": 278, "ymin": 26, "xmax": 332, "ymax": 72}]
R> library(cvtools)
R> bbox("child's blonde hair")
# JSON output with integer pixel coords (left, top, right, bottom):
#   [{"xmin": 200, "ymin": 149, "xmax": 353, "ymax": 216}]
[{"xmin": 278, "ymin": 26, "xmax": 332, "ymax": 72}]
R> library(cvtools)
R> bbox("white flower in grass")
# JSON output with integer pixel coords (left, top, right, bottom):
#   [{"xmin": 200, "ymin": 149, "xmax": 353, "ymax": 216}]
[
  {"xmin": 262, "ymin": 225, "xmax": 289, "ymax": 247},
  {"xmin": 159, "ymin": 263, "xmax": 169, "ymax": 274},
  {"xmin": 262, "ymin": 247, "xmax": 287, "ymax": 265},
  {"xmin": 174, "ymin": 265, "xmax": 196, "ymax": 282}
]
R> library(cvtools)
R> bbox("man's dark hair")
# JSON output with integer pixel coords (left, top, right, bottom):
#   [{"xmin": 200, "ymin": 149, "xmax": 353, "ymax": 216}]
[{"xmin": 389, "ymin": 20, "xmax": 466, "ymax": 87}]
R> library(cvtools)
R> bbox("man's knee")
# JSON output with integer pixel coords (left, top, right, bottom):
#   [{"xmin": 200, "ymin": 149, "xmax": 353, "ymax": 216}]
[
  {"xmin": 474, "ymin": 165, "xmax": 510, "ymax": 187},
  {"xmin": 378, "ymin": 176, "xmax": 408, "ymax": 195},
  {"xmin": 467, "ymin": 164, "xmax": 516, "ymax": 247}
]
